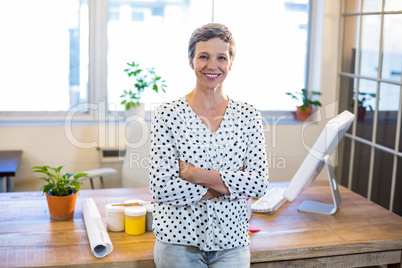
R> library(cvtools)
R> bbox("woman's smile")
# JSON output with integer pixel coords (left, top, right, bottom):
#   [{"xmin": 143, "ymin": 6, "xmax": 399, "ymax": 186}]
[{"xmin": 204, "ymin": 73, "xmax": 221, "ymax": 79}]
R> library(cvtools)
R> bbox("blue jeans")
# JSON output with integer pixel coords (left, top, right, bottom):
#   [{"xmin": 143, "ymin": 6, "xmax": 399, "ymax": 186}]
[{"xmin": 154, "ymin": 240, "xmax": 250, "ymax": 268}]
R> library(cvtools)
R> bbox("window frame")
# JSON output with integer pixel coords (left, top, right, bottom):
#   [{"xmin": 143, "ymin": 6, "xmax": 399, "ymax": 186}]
[{"xmin": 337, "ymin": 0, "xmax": 402, "ymax": 212}]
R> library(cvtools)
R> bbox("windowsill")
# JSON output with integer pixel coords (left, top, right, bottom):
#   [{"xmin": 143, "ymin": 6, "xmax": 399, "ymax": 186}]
[
  {"xmin": 0, "ymin": 121, "xmax": 99, "ymax": 126},
  {"xmin": 262, "ymin": 118, "xmax": 307, "ymax": 124},
  {"xmin": 0, "ymin": 110, "xmax": 318, "ymax": 126},
  {"xmin": 0, "ymin": 118, "xmax": 314, "ymax": 126}
]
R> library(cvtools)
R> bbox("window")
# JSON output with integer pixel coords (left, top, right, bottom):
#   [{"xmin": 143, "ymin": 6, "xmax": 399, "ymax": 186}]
[
  {"xmin": 107, "ymin": 0, "xmax": 211, "ymax": 113},
  {"xmin": 0, "ymin": 0, "xmax": 89, "ymax": 112},
  {"xmin": 338, "ymin": 0, "xmax": 402, "ymax": 215},
  {"xmin": 107, "ymin": 0, "xmax": 311, "ymax": 112},
  {"xmin": 0, "ymin": 0, "xmax": 310, "ymax": 118}
]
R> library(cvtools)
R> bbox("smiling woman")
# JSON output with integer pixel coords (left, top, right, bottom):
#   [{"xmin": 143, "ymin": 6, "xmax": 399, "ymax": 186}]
[{"xmin": 149, "ymin": 23, "xmax": 269, "ymax": 268}]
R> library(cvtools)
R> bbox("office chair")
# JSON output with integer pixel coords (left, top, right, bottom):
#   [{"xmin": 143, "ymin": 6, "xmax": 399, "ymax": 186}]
[{"xmin": 77, "ymin": 167, "xmax": 118, "ymax": 189}]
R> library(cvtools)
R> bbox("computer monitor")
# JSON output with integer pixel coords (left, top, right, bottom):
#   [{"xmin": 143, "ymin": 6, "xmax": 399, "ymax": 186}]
[{"xmin": 283, "ymin": 110, "xmax": 355, "ymax": 215}]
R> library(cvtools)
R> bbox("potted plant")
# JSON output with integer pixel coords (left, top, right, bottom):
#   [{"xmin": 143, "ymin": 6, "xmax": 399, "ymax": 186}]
[
  {"xmin": 121, "ymin": 61, "xmax": 167, "ymax": 118},
  {"xmin": 353, "ymin": 92, "xmax": 376, "ymax": 121},
  {"xmin": 286, "ymin": 88, "xmax": 322, "ymax": 121},
  {"xmin": 32, "ymin": 165, "xmax": 88, "ymax": 220}
]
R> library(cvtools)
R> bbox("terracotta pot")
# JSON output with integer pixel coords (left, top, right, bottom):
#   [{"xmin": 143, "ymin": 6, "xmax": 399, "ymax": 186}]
[
  {"xmin": 296, "ymin": 106, "xmax": 313, "ymax": 121},
  {"xmin": 357, "ymin": 106, "xmax": 366, "ymax": 121},
  {"xmin": 45, "ymin": 191, "xmax": 78, "ymax": 220}
]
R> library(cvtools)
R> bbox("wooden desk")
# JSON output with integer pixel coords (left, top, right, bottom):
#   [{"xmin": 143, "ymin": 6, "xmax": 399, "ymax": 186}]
[
  {"xmin": 0, "ymin": 150, "xmax": 22, "ymax": 192},
  {"xmin": 0, "ymin": 181, "xmax": 401, "ymax": 267}
]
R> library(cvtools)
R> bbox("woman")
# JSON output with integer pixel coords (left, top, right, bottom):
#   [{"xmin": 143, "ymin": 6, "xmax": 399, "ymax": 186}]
[{"xmin": 149, "ymin": 23, "xmax": 269, "ymax": 267}]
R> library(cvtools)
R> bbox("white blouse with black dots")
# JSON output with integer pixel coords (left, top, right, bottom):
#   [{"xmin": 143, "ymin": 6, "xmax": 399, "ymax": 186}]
[{"xmin": 149, "ymin": 96, "xmax": 269, "ymax": 251}]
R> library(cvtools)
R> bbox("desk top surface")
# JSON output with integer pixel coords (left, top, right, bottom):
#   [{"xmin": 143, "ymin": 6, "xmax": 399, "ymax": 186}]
[
  {"xmin": 0, "ymin": 180, "xmax": 401, "ymax": 268},
  {"xmin": 0, "ymin": 150, "xmax": 22, "ymax": 176}
]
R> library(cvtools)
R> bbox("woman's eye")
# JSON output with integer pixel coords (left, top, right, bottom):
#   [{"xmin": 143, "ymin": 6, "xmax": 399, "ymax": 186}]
[
  {"xmin": 199, "ymin": 55, "xmax": 207, "ymax": 59},
  {"xmin": 219, "ymin": 56, "xmax": 227, "ymax": 61}
]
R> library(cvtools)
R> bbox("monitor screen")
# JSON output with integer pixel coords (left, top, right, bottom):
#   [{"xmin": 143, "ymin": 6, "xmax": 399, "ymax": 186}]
[{"xmin": 283, "ymin": 110, "xmax": 355, "ymax": 202}]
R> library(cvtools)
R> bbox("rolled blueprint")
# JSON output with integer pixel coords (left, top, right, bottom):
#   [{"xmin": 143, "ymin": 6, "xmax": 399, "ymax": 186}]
[{"xmin": 82, "ymin": 198, "xmax": 113, "ymax": 258}]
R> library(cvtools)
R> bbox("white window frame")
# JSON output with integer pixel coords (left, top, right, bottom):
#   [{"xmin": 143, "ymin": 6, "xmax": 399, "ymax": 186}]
[{"xmin": 338, "ymin": 0, "xmax": 402, "ymax": 212}]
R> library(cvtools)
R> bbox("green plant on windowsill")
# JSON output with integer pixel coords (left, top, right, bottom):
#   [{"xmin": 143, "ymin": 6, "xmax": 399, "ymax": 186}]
[
  {"xmin": 286, "ymin": 88, "xmax": 322, "ymax": 111},
  {"xmin": 32, "ymin": 165, "xmax": 88, "ymax": 196},
  {"xmin": 354, "ymin": 92, "xmax": 376, "ymax": 111},
  {"xmin": 352, "ymin": 91, "xmax": 376, "ymax": 121},
  {"xmin": 120, "ymin": 61, "xmax": 167, "ymax": 110},
  {"xmin": 286, "ymin": 89, "xmax": 322, "ymax": 121}
]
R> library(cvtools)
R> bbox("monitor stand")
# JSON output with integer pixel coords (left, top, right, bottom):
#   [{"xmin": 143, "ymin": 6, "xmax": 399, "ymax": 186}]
[{"xmin": 297, "ymin": 155, "xmax": 341, "ymax": 215}]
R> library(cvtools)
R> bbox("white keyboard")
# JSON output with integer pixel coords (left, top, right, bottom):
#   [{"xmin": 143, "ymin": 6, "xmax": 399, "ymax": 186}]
[{"xmin": 251, "ymin": 187, "xmax": 287, "ymax": 215}]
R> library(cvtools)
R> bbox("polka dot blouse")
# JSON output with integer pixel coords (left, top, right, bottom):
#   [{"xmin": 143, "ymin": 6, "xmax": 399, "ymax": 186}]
[{"xmin": 149, "ymin": 96, "xmax": 269, "ymax": 251}]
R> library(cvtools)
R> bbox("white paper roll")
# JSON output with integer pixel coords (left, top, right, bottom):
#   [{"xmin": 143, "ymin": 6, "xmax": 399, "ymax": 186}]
[{"xmin": 82, "ymin": 198, "xmax": 113, "ymax": 258}]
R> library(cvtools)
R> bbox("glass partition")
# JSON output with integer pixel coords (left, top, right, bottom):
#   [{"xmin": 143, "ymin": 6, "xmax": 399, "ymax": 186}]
[
  {"xmin": 360, "ymin": 15, "xmax": 381, "ymax": 79},
  {"xmin": 376, "ymin": 83, "xmax": 400, "ymax": 147},
  {"xmin": 338, "ymin": 0, "xmax": 402, "ymax": 215},
  {"xmin": 355, "ymin": 79, "xmax": 377, "ymax": 139},
  {"xmin": 363, "ymin": 0, "xmax": 382, "ymax": 12},
  {"xmin": 372, "ymin": 149, "xmax": 393, "ymax": 210},
  {"xmin": 351, "ymin": 142, "xmax": 371, "ymax": 197},
  {"xmin": 382, "ymin": 14, "xmax": 402, "ymax": 82},
  {"xmin": 341, "ymin": 16, "xmax": 360, "ymax": 74}
]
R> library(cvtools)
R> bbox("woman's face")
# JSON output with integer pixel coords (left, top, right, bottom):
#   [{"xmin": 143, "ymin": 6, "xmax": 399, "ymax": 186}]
[{"xmin": 190, "ymin": 37, "xmax": 233, "ymax": 91}]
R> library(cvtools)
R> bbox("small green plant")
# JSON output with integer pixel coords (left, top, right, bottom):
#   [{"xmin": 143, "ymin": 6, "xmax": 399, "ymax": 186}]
[
  {"xmin": 32, "ymin": 165, "xmax": 88, "ymax": 196},
  {"xmin": 121, "ymin": 61, "xmax": 167, "ymax": 110},
  {"xmin": 286, "ymin": 88, "xmax": 322, "ymax": 111}
]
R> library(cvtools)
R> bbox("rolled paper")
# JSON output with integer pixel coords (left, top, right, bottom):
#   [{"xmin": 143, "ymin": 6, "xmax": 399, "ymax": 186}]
[{"xmin": 82, "ymin": 198, "xmax": 113, "ymax": 258}]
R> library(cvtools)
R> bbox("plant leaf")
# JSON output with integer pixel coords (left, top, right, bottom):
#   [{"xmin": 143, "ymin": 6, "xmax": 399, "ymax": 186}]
[
  {"xmin": 121, "ymin": 60, "xmax": 167, "ymax": 108},
  {"xmin": 74, "ymin": 173, "xmax": 89, "ymax": 179}
]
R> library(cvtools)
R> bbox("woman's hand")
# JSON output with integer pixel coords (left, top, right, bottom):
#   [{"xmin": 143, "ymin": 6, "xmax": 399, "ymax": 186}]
[
  {"xmin": 179, "ymin": 160, "xmax": 244, "ymax": 181},
  {"xmin": 178, "ymin": 160, "xmax": 245, "ymax": 198},
  {"xmin": 179, "ymin": 160, "xmax": 219, "ymax": 200},
  {"xmin": 237, "ymin": 166, "xmax": 245, "ymax": 172},
  {"xmin": 200, "ymin": 189, "xmax": 222, "ymax": 200}
]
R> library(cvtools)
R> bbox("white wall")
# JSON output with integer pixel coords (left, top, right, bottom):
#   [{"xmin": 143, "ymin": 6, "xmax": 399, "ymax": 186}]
[
  {"xmin": 1, "ymin": 123, "xmax": 102, "ymax": 191},
  {"xmin": 0, "ymin": 0, "xmax": 341, "ymax": 192},
  {"xmin": 0, "ymin": 119, "xmax": 334, "ymax": 192}
]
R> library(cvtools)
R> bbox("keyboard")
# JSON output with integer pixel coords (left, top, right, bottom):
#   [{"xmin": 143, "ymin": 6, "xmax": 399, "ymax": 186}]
[{"xmin": 251, "ymin": 187, "xmax": 287, "ymax": 215}]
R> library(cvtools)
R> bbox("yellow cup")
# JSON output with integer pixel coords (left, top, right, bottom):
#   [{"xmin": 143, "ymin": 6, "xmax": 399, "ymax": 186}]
[{"xmin": 124, "ymin": 207, "xmax": 146, "ymax": 235}]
